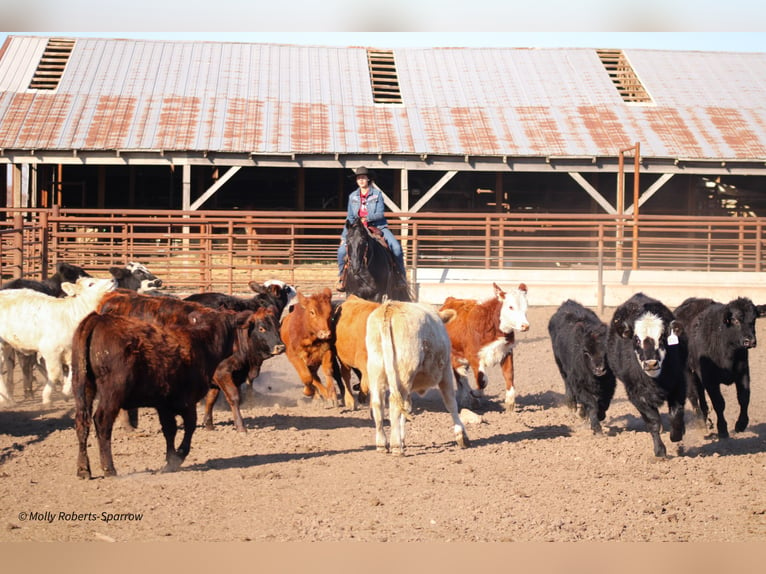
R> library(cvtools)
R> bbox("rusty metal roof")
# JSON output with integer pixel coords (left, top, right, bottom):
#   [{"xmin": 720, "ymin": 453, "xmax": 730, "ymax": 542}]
[{"xmin": 1, "ymin": 35, "xmax": 766, "ymax": 162}]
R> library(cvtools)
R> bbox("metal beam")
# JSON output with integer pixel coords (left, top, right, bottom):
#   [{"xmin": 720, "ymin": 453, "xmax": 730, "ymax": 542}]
[
  {"xmin": 190, "ymin": 166, "xmax": 241, "ymax": 211},
  {"xmin": 568, "ymin": 172, "xmax": 616, "ymax": 214}
]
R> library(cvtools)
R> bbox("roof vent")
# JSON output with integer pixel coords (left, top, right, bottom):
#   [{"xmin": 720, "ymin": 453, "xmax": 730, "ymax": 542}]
[
  {"xmin": 28, "ymin": 38, "xmax": 75, "ymax": 90},
  {"xmin": 367, "ymin": 49, "xmax": 402, "ymax": 104},
  {"xmin": 596, "ymin": 49, "xmax": 652, "ymax": 104}
]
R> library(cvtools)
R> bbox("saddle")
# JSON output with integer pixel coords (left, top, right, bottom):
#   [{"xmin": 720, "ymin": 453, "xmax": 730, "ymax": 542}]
[{"xmin": 366, "ymin": 225, "xmax": 389, "ymax": 250}]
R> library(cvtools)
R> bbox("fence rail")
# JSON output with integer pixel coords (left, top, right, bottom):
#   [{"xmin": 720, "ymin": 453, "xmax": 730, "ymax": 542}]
[{"xmin": 2, "ymin": 207, "xmax": 766, "ymax": 294}]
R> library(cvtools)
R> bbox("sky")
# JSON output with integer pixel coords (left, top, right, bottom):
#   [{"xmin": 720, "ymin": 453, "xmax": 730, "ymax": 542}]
[
  {"xmin": 2, "ymin": 32, "xmax": 765, "ymax": 54},
  {"xmin": 0, "ymin": 1, "xmax": 765, "ymax": 53}
]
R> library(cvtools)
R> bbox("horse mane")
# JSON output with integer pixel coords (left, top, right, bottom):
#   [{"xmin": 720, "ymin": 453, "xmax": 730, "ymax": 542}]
[{"xmin": 343, "ymin": 219, "xmax": 411, "ymax": 303}]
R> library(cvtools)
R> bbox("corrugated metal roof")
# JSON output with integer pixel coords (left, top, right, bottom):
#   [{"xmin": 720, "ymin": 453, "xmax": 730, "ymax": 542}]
[{"xmin": 1, "ymin": 35, "xmax": 766, "ymax": 161}]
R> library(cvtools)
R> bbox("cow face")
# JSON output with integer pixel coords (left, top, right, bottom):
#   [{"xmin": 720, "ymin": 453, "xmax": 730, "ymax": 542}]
[
  {"xmin": 496, "ymin": 282, "xmax": 530, "ymax": 334},
  {"xmin": 61, "ymin": 276, "xmax": 117, "ymax": 301},
  {"xmin": 725, "ymin": 298, "xmax": 758, "ymax": 349},
  {"xmin": 580, "ymin": 323, "xmax": 609, "ymax": 377},
  {"xmin": 632, "ymin": 312, "xmax": 669, "ymax": 378},
  {"xmin": 297, "ymin": 288, "xmax": 333, "ymax": 340},
  {"xmin": 109, "ymin": 263, "xmax": 162, "ymax": 292}
]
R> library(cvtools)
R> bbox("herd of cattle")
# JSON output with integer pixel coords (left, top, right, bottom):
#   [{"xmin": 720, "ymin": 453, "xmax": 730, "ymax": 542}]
[{"xmin": 0, "ymin": 261, "xmax": 763, "ymax": 477}]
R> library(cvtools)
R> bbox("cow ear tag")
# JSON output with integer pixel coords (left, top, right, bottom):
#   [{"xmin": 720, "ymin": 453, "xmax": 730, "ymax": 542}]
[{"xmin": 667, "ymin": 333, "xmax": 679, "ymax": 346}]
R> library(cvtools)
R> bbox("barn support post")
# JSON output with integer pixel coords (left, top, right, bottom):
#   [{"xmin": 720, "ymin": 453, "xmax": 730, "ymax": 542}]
[
  {"xmin": 11, "ymin": 212, "xmax": 23, "ymax": 278},
  {"xmin": 40, "ymin": 210, "xmax": 49, "ymax": 279}
]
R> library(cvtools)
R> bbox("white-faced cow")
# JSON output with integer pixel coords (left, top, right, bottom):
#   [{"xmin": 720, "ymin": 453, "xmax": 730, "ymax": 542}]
[
  {"xmin": 607, "ymin": 292, "xmax": 687, "ymax": 457},
  {"xmin": 366, "ymin": 300, "xmax": 470, "ymax": 455},
  {"xmin": 548, "ymin": 299, "xmax": 616, "ymax": 434},
  {"xmin": 675, "ymin": 296, "xmax": 766, "ymax": 438},
  {"xmin": 109, "ymin": 262, "xmax": 163, "ymax": 292},
  {"xmin": 439, "ymin": 283, "xmax": 529, "ymax": 410},
  {"xmin": 0, "ymin": 277, "xmax": 116, "ymax": 405}
]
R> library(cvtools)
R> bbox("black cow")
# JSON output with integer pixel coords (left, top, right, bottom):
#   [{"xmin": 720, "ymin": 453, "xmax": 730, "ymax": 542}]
[
  {"xmin": 675, "ymin": 296, "xmax": 766, "ymax": 438},
  {"xmin": 548, "ymin": 299, "xmax": 616, "ymax": 433},
  {"xmin": 185, "ymin": 279, "xmax": 296, "ymax": 318},
  {"xmin": 607, "ymin": 293, "xmax": 687, "ymax": 457},
  {"xmin": 202, "ymin": 306, "xmax": 285, "ymax": 430},
  {"xmin": 0, "ymin": 261, "xmax": 91, "ymax": 297}
]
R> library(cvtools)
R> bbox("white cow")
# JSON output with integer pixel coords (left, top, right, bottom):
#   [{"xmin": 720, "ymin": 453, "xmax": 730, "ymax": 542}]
[
  {"xmin": 0, "ymin": 276, "xmax": 116, "ymax": 405},
  {"xmin": 366, "ymin": 300, "xmax": 470, "ymax": 455}
]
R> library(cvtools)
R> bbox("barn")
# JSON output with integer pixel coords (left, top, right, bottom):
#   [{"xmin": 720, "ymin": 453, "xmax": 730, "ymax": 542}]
[
  {"xmin": 2, "ymin": 35, "xmax": 766, "ymax": 216},
  {"xmin": 1, "ymin": 35, "xmax": 766, "ymax": 304}
]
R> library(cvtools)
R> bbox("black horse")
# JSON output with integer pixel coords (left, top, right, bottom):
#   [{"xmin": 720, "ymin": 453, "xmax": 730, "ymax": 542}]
[{"xmin": 342, "ymin": 219, "xmax": 411, "ymax": 303}]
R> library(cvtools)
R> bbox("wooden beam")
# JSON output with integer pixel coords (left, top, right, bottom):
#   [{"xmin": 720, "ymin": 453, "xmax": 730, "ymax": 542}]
[
  {"xmin": 410, "ymin": 171, "xmax": 458, "ymax": 213},
  {"xmin": 189, "ymin": 166, "xmax": 241, "ymax": 211},
  {"xmin": 568, "ymin": 172, "xmax": 616, "ymax": 214},
  {"xmin": 625, "ymin": 173, "xmax": 675, "ymax": 214}
]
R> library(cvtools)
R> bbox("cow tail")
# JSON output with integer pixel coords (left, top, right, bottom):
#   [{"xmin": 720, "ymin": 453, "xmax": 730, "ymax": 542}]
[
  {"xmin": 381, "ymin": 302, "xmax": 413, "ymax": 422},
  {"xmin": 71, "ymin": 312, "xmax": 98, "ymax": 419}
]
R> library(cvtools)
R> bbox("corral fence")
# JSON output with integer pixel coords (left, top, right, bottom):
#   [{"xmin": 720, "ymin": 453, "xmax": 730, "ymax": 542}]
[{"xmin": 2, "ymin": 207, "xmax": 766, "ymax": 296}]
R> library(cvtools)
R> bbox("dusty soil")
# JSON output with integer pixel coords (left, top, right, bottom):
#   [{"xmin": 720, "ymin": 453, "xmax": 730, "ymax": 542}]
[{"xmin": 1, "ymin": 304, "xmax": 765, "ymax": 543}]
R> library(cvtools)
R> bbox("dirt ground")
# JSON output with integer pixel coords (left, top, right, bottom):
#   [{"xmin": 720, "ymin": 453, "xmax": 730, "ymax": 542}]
[{"xmin": 1, "ymin": 303, "xmax": 765, "ymax": 543}]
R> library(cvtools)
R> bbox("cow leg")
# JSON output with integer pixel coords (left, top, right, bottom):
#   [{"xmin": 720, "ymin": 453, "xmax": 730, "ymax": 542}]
[
  {"xmin": 286, "ymin": 354, "xmax": 316, "ymax": 398},
  {"xmin": 212, "ymin": 365, "xmax": 246, "ymax": 432},
  {"xmin": 0, "ymin": 345, "xmax": 14, "ymax": 406},
  {"xmin": 202, "ymin": 387, "xmax": 220, "ymax": 430},
  {"xmin": 20, "ymin": 353, "xmax": 37, "ymax": 400},
  {"xmin": 319, "ymin": 351, "xmax": 339, "ymax": 408},
  {"xmin": 367, "ymin": 357, "xmax": 388, "ymax": 453},
  {"xmin": 74, "ymin": 384, "xmax": 96, "ymax": 479},
  {"xmin": 667, "ymin": 382, "xmax": 686, "ymax": 443},
  {"xmin": 703, "ymin": 381, "xmax": 729, "ymax": 439},
  {"xmin": 388, "ymin": 393, "xmax": 407, "ymax": 456},
  {"xmin": 685, "ymin": 369, "xmax": 708, "ymax": 428},
  {"xmin": 637, "ymin": 406, "xmax": 667, "ymax": 457},
  {"xmin": 437, "ymin": 370, "xmax": 470, "ymax": 449},
  {"xmin": 452, "ymin": 367, "xmax": 472, "ymax": 409},
  {"xmin": 500, "ymin": 352, "xmax": 516, "ymax": 411},
  {"xmin": 39, "ymin": 350, "xmax": 66, "ymax": 405},
  {"xmin": 117, "ymin": 408, "xmax": 139, "ymax": 431},
  {"xmin": 156, "ymin": 407, "xmax": 183, "ymax": 472},
  {"xmin": 339, "ymin": 362, "xmax": 358, "ymax": 411},
  {"xmin": 93, "ymin": 401, "xmax": 120, "ymax": 477},
  {"xmin": 175, "ymin": 404, "xmax": 198, "ymax": 464},
  {"xmin": 733, "ymin": 366, "xmax": 751, "ymax": 434}
]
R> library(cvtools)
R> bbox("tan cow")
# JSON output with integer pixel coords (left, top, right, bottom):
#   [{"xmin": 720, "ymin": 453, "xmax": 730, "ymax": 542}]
[
  {"xmin": 332, "ymin": 295, "xmax": 381, "ymax": 410},
  {"xmin": 366, "ymin": 300, "xmax": 470, "ymax": 455},
  {"xmin": 280, "ymin": 288, "xmax": 339, "ymax": 405}
]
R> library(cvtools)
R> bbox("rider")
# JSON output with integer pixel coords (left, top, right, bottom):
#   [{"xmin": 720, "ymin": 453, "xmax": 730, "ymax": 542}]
[{"xmin": 337, "ymin": 166, "xmax": 405, "ymax": 291}]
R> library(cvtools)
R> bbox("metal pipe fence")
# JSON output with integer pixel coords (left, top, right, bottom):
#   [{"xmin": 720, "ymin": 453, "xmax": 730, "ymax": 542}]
[{"xmin": 2, "ymin": 208, "xmax": 765, "ymax": 294}]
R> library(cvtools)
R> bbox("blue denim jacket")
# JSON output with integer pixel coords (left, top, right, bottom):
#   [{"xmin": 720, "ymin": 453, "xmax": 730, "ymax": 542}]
[{"xmin": 340, "ymin": 187, "xmax": 388, "ymax": 242}]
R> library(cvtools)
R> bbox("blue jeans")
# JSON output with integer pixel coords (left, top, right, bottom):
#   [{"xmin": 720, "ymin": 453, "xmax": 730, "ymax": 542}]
[{"xmin": 338, "ymin": 227, "xmax": 405, "ymax": 275}]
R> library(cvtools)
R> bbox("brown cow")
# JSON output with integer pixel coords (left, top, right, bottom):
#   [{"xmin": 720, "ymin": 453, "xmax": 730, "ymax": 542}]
[
  {"xmin": 332, "ymin": 295, "xmax": 380, "ymax": 410},
  {"xmin": 72, "ymin": 308, "xmax": 256, "ymax": 477},
  {"xmin": 439, "ymin": 283, "xmax": 529, "ymax": 410},
  {"xmin": 97, "ymin": 289, "xmax": 283, "ymax": 432},
  {"xmin": 280, "ymin": 287, "xmax": 339, "ymax": 405}
]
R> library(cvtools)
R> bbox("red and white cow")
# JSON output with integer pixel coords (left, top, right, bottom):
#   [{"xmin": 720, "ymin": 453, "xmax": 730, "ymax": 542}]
[
  {"xmin": 0, "ymin": 277, "xmax": 116, "ymax": 405},
  {"xmin": 366, "ymin": 300, "xmax": 470, "ymax": 455},
  {"xmin": 439, "ymin": 283, "xmax": 529, "ymax": 410},
  {"xmin": 280, "ymin": 288, "xmax": 339, "ymax": 405}
]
